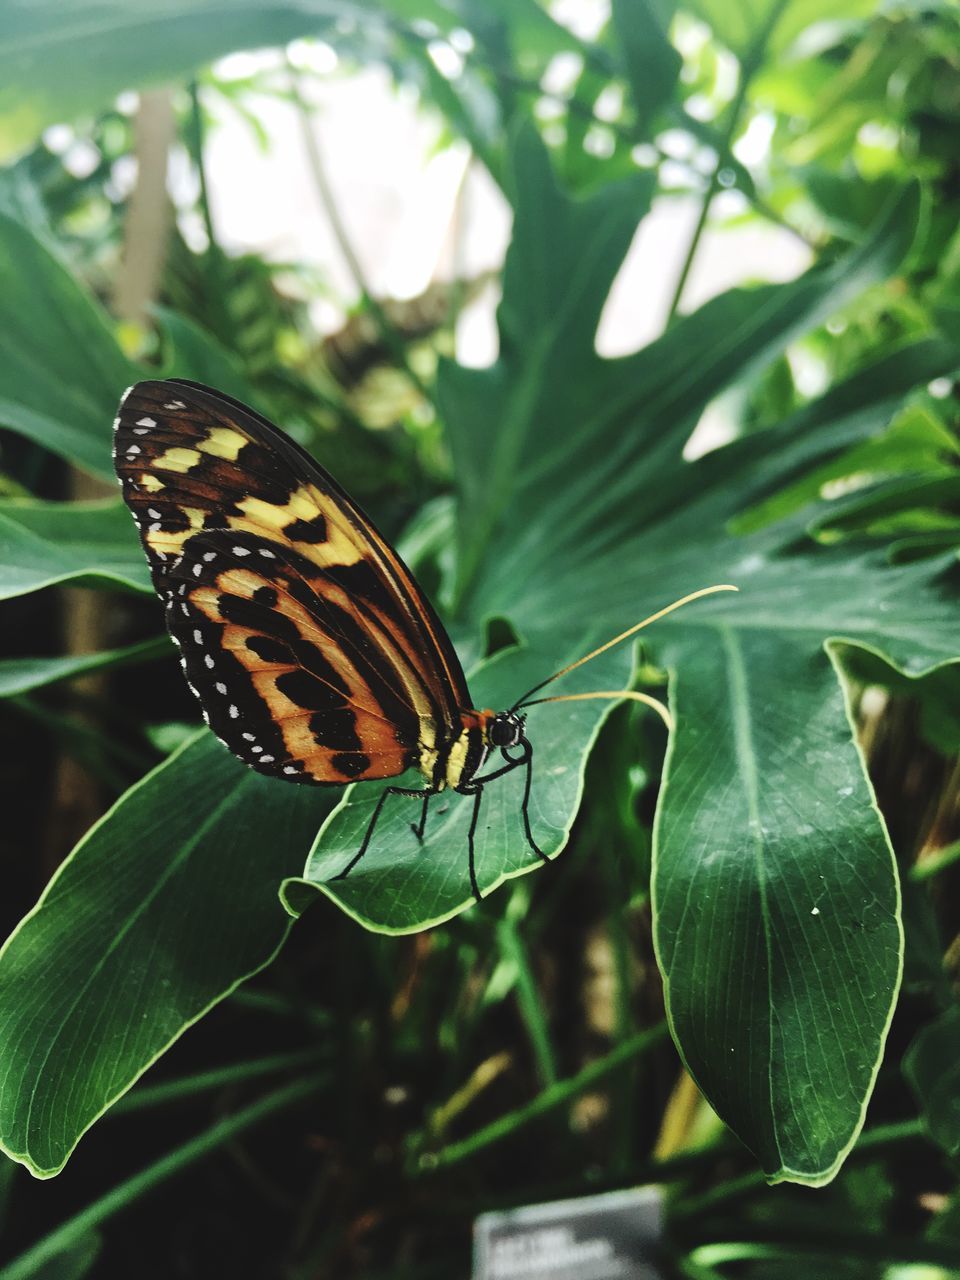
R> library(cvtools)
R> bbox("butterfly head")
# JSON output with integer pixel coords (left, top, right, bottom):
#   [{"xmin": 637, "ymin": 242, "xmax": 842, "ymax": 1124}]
[{"xmin": 487, "ymin": 710, "xmax": 526, "ymax": 751}]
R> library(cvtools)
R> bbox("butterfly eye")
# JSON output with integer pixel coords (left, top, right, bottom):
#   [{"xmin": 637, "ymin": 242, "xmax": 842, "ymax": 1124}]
[{"xmin": 489, "ymin": 713, "xmax": 523, "ymax": 749}]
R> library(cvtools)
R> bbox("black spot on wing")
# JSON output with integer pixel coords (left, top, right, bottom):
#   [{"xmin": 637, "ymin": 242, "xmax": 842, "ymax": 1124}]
[
  {"xmin": 219, "ymin": 592, "xmax": 302, "ymax": 643},
  {"xmin": 308, "ymin": 708, "xmax": 363, "ymax": 751},
  {"xmin": 323, "ymin": 558, "xmax": 389, "ymax": 604},
  {"xmin": 276, "ymin": 669, "xmax": 347, "ymax": 713},
  {"xmin": 245, "ymin": 634, "xmax": 291, "ymax": 664},
  {"xmin": 284, "ymin": 515, "xmax": 328, "ymax": 543},
  {"xmin": 274, "ymin": 671, "xmax": 363, "ymax": 752},
  {"xmin": 331, "ymin": 752, "xmax": 371, "ymax": 778}
]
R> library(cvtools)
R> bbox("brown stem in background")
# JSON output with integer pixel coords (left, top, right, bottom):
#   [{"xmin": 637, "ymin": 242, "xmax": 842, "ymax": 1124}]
[
  {"xmin": 42, "ymin": 90, "xmax": 175, "ymax": 877},
  {"xmin": 115, "ymin": 89, "xmax": 177, "ymax": 327}
]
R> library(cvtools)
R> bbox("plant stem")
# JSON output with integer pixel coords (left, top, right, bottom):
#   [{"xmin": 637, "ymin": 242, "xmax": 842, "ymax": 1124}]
[
  {"xmin": 110, "ymin": 1047, "xmax": 328, "ymax": 1113},
  {"xmin": 664, "ymin": 4, "xmax": 789, "ymax": 324},
  {"xmin": 911, "ymin": 837, "xmax": 960, "ymax": 880},
  {"xmin": 187, "ymin": 81, "xmax": 235, "ymax": 349},
  {"xmin": 688, "ymin": 1228, "xmax": 960, "ymax": 1272},
  {"xmin": 285, "ymin": 56, "xmax": 438, "ymax": 412},
  {"xmin": 228, "ymin": 986, "xmax": 333, "ymax": 1027},
  {"xmin": 410, "ymin": 1021, "xmax": 668, "ymax": 1171},
  {"xmin": 0, "ymin": 1076, "xmax": 323, "ymax": 1280},
  {"xmin": 496, "ymin": 916, "xmax": 557, "ymax": 1087}
]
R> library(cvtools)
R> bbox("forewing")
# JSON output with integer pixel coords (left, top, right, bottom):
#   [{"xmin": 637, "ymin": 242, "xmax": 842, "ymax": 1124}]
[{"xmin": 113, "ymin": 379, "xmax": 467, "ymax": 784}]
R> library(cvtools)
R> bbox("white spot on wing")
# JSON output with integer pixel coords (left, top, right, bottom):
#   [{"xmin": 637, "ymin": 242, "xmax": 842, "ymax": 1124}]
[
  {"xmin": 228, "ymin": 704, "xmax": 239, "ymax": 718},
  {"xmin": 136, "ymin": 416, "xmax": 157, "ymax": 428},
  {"xmin": 233, "ymin": 546, "xmax": 250, "ymax": 557}
]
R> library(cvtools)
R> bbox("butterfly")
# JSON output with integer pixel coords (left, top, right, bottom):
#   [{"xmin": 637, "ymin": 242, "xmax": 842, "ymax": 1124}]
[{"xmin": 114, "ymin": 379, "xmax": 735, "ymax": 900}]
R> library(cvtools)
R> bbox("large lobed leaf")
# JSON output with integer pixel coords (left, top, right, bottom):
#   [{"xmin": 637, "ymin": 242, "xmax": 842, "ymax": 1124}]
[{"xmin": 298, "ymin": 134, "xmax": 950, "ymax": 1184}]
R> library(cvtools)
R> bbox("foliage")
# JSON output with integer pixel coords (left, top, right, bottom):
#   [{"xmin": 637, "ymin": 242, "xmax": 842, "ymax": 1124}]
[{"xmin": 1, "ymin": 0, "xmax": 960, "ymax": 1276}]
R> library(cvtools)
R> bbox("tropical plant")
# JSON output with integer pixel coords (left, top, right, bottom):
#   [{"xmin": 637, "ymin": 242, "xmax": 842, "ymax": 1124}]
[{"xmin": 1, "ymin": 2, "xmax": 959, "ymax": 1277}]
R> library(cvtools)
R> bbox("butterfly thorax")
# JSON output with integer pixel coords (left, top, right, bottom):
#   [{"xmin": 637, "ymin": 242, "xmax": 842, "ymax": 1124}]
[{"xmin": 426, "ymin": 708, "xmax": 524, "ymax": 792}]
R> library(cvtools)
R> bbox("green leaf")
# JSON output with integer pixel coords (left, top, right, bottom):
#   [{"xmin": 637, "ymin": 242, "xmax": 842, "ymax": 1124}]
[
  {"xmin": 281, "ymin": 636, "xmax": 637, "ymax": 932},
  {"xmin": 426, "ymin": 135, "xmax": 937, "ymax": 1184},
  {"xmin": 154, "ymin": 306, "xmax": 265, "ymax": 403},
  {"xmin": 0, "ymin": 500, "xmax": 150, "ymax": 600},
  {"xmin": 443, "ymin": 130, "xmax": 919, "ymax": 611},
  {"xmin": 653, "ymin": 632, "xmax": 900, "ymax": 1185},
  {"xmin": 0, "ymin": 732, "xmax": 331, "ymax": 1177},
  {"xmin": 0, "ymin": 212, "xmax": 137, "ymax": 482},
  {"xmin": 732, "ymin": 389, "xmax": 960, "ymax": 536},
  {"xmin": 904, "ymin": 1005, "xmax": 960, "ymax": 1158},
  {"xmin": 0, "ymin": 0, "xmax": 344, "ymax": 159},
  {"xmin": 685, "ymin": 0, "xmax": 876, "ymax": 59},
  {"xmin": 611, "ymin": 0, "xmax": 681, "ymax": 119},
  {"xmin": 683, "ymin": 0, "xmax": 784, "ymax": 56},
  {"xmin": 0, "ymin": 637, "xmax": 169, "ymax": 698},
  {"xmin": 0, "ymin": 214, "xmax": 265, "ymax": 488}
]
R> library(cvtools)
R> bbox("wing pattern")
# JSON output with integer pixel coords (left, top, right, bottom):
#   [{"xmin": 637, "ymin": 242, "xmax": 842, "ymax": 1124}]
[{"xmin": 113, "ymin": 379, "xmax": 470, "ymax": 786}]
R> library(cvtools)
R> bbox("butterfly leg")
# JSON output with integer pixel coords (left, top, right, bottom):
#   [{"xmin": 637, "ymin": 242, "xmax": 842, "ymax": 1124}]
[
  {"xmin": 516, "ymin": 740, "xmax": 547, "ymax": 865},
  {"xmin": 470, "ymin": 742, "xmax": 547, "ymax": 866},
  {"xmin": 332, "ymin": 784, "xmax": 434, "ymax": 882},
  {"xmin": 465, "ymin": 783, "xmax": 484, "ymax": 903},
  {"xmin": 411, "ymin": 792, "xmax": 430, "ymax": 842}
]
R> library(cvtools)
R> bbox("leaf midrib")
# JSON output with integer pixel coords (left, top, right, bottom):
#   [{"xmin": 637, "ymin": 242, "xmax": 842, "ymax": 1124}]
[{"xmin": 721, "ymin": 624, "xmax": 780, "ymax": 1164}]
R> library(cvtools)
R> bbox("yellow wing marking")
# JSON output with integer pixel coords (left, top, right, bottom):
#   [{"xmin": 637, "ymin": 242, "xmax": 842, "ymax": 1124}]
[
  {"xmin": 197, "ymin": 428, "xmax": 247, "ymax": 461},
  {"xmin": 138, "ymin": 474, "xmax": 165, "ymax": 492},
  {"xmin": 227, "ymin": 488, "xmax": 364, "ymax": 568},
  {"xmin": 143, "ymin": 506, "xmax": 207, "ymax": 557},
  {"xmin": 151, "ymin": 446, "xmax": 202, "ymax": 473}
]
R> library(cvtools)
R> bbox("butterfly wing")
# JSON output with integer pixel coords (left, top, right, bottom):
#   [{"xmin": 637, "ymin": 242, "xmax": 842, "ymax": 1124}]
[{"xmin": 114, "ymin": 379, "xmax": 470, "ymax": 786}]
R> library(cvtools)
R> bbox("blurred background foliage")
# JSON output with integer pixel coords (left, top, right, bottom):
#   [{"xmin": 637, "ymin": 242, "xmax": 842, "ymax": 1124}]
[{"xmin": 2, "ymin": 0, "xmax": 960, "ymax": 1277}]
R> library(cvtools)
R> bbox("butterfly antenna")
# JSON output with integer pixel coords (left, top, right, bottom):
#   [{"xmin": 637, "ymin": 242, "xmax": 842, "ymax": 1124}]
[{"xmin": 511, "ymin": 584, "xmax": 738, "ymax": 714}]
